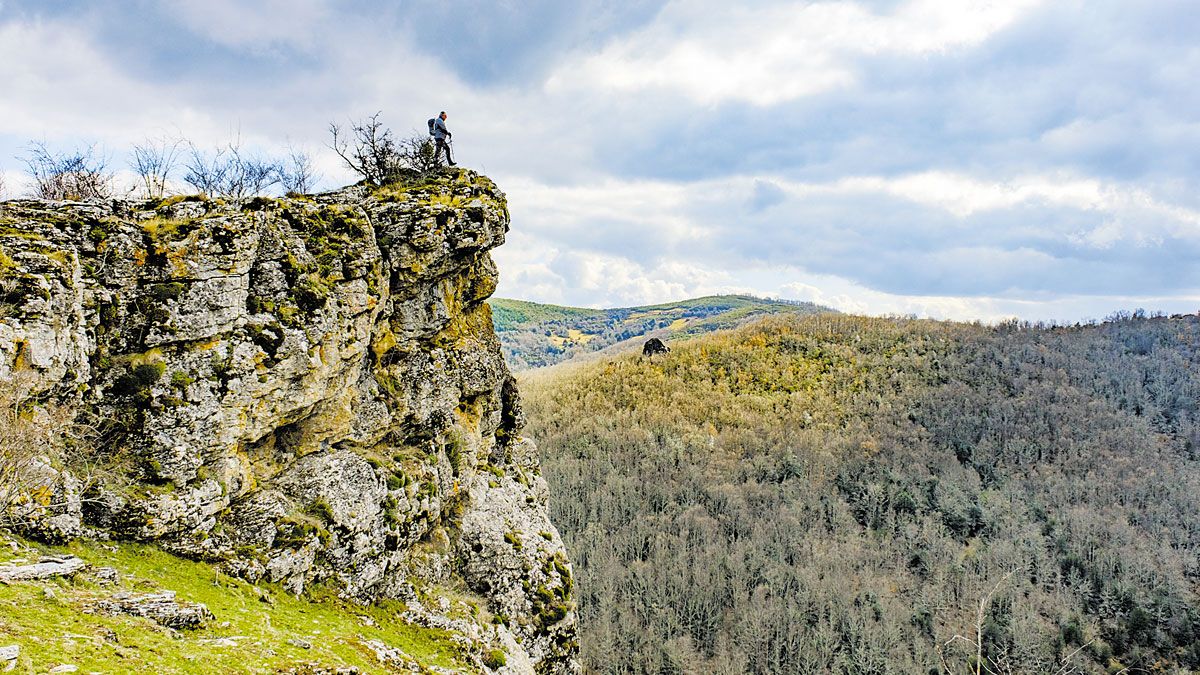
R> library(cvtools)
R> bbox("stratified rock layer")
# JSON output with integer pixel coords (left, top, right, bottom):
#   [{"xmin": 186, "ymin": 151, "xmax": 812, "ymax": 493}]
[{"xmin": 0, "ymin": 171, "xmax": 578, "ymax": 672}]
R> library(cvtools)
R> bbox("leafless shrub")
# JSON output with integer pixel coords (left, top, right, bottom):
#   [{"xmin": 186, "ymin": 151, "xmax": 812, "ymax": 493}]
[
  {"xmin": 329, "ymin": 112, "xmax": 399, "ymax": 185},
  {"xmin": 396, "ymin": 134, "xmax": 441, "ymax": 174},
  {"xmin": 329, "ymin": 112, "xmax": 439, "ymax": 185},
  {"xmin": 0, "ymin": 378, "xmax": 129, "ymax": 532},
  {"xmin": 182, "ymin": 145, "xmax": 230, "ymax": 197},
  {"xmin": 130, "ymin": 134, "xmax": 185, "ymax": 200},
  {"xmin": 183, "ymin": 136, "xmax": 282, "ymax": 199},
  {"xmin": 937, "ymin": 571, "xmax": 1092, "ymax": 675},
  {"xmin": 21, "ymin": 140, "xmax": 114, "ymax": 200},
  {"xmin": 278, "ymin": 144, "xmax": 321, "ymax": 195},
  {"xmin": 0, "ymin": 380, "xmax": 78, "ymax": 527}
]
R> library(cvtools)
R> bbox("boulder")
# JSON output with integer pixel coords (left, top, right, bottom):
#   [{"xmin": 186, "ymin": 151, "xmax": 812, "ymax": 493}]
[
  {"xmin": 0, "ymin": 555, "xmax": 86, "ymax": 582},
  {"xmin": 94, "ymin": 590, "xmax": 213, "ymax": 630}
]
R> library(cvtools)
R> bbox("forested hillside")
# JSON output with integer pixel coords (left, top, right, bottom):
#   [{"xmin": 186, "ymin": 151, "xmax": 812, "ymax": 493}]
[
  {"xmin": 490, "ymin": 295, "xmax": 829, "ymax": 369},
  {"xmin": 522, "ymin": 312, "xmax": 1200, "ymax": 673}
]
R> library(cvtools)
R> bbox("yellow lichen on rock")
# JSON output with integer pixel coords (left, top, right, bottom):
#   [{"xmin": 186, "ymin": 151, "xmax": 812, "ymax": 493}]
[{"xmin": 0, "ymin": 171, "xmax": 578, "ymax": 673}]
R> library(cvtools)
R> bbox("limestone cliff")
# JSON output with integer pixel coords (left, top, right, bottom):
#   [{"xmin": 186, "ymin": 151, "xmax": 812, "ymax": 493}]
[{"xmin": 0, "ymin": 171, "xmax": 578, "ymax": 672}]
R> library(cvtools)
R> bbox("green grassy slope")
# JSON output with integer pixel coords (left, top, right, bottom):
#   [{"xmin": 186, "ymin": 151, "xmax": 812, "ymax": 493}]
[
  {"xmin": 490, "ymin": 294, "xmax": 831, "ymax": 369},
  {"xmin": 521, "ymin": 312, "xmax": 1200, "ymax": 674},
  {"xmin": 0, "ymin": 535, "xmax": 471, "ymax": 674}
]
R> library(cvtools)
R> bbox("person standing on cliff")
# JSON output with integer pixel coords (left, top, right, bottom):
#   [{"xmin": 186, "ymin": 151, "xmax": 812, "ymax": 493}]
[{"xmin": 432, "ymin": 111, "xmax": 456, "ymax": 167}]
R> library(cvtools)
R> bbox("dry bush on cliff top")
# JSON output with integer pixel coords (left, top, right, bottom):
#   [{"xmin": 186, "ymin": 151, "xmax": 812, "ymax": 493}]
[
  {"xmin": 130, "ymin": 134, "xmax": 186, "ymax": 201},
  {"xmin": 329, "ymin": 112, "xmax": 441, "ymax": 185},
  {"xmin": 21, "ymin": 141, "xmax": 114, "ymax": 201},
  {"xmin": 18, "ymin": 135, "xmax": 319, "ymax": 202},
  {"xmin": 183, "ymin": 136, "xmax": 282, "ymax": 199}
]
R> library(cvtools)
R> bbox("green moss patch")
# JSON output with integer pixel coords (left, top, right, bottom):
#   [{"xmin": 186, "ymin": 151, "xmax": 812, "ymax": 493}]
[
  {"xmin": 282, "ymin": 204, "xmax": 368, "ymax": 281},
  {"xmin": 111, "ymin": 362, "xmax": 165, "ymax": 404},
  {"xmin": 146, "ymin": 282, "xmax": 186, "ymax": 303}
]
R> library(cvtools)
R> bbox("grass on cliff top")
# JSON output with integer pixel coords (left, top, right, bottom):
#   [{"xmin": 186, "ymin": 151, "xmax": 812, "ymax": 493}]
[
  {"xmin": 0, "ymin": 535, "xmax": 469, "ymax": 674},
  {"xmin": 371, "ymin": 168, "xmax": 499, "ymax": 204}
]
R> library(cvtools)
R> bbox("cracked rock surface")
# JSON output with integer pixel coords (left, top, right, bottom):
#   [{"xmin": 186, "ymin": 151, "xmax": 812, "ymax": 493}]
[
  {"xmin": 0, "ymin": 171, "xmax": 578, "ymax": 672},
  {"xmin": 93, "ymin": 591, "xmax": 214, "ymax": 630}
]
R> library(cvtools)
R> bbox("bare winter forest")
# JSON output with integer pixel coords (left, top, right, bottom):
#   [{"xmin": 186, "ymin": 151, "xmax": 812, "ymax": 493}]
[{"xmin": 522, "ymin": 312, "xmax": 1200, "ymax": 674}]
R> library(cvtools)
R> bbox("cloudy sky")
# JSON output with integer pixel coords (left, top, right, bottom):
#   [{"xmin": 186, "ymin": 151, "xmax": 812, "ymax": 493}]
[{"xmin": 1, "ymin": 0, "xmax": 1197, "ymax": 321}]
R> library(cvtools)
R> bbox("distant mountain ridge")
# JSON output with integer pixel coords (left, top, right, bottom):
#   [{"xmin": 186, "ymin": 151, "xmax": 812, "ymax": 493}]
[{"xmin": 489, "ymin": 294, "xmax": 832, "ymax": 369}]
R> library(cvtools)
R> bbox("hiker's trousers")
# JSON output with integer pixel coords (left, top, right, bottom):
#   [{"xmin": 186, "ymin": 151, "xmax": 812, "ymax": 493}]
[{"xmin": 434, "ymin": 138, "xmax": 453, "ymax": 165}]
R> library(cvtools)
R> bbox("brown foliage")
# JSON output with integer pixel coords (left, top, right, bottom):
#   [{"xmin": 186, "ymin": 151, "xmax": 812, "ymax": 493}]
[
  {"xmin": 525, "ymin": 313, "xmax": 1200, "ymax": 673},
  {"xmin": 0, "ymin": 379, "xmax": 119, "ymax": 531},
  {"xmin": 0, "ymin": 380, "xmax": 78, "ymax": 524}
]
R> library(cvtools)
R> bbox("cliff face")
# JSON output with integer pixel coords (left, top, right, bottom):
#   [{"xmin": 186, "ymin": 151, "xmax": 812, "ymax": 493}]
[{"xmin": 0, "ymin": 171, "xmax": 578, "ymax": 672}]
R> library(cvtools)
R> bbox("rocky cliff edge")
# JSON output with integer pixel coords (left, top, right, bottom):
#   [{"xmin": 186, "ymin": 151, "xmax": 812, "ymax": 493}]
[{"xmin": 0, "ymin": 170, "xmax": 578, "ymax": 672}]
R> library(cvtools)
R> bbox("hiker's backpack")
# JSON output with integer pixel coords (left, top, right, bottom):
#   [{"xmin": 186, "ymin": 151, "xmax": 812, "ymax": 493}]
[{"xmin": 427, "ymin": 118, "xmax": 436, "ymax": 136}]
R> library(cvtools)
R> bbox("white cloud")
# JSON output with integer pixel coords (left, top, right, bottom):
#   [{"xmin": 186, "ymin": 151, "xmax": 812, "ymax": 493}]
[
  {"xmin": 0, "ymin": 21, "xmax": 173, "ymax": 138},
  {"xmin": 0, "ymin": 169, "xmax": 21, "ymax": 199},
  {"xmin": 171, "ymin": 0, "xmax": 332, "ymax": 51},
  {"xmin": 504, "ymin": 176, "xmax": 705, "ymax": 246},
  {"xmin": 495, "ymin": 233, "xmax": 738, "ymax": 308},
  {"xmin": 507, "ymin": 169, "xmax": 1200, "ymax": 252},
  {"xmin": 778, "ymin": 277, "xmax": 1200, "ymax": 323},
  {"xmin": 794, "ymin": 171, "xmax": 1200, "ymax": 249},
  {"xmin": 2, "ymin": 2, "xmax": 1196, "ymax": 323},
  {"xmin": 548, "ymin": 0, "xmax": 1046, "ymax": 105},
  {"xmin": 493, "ymin": 168, "xmax": 1200, "ymax": 319},
  {"xmin": 0, "ymin": 19, "xmax": 315, "ymax": 161},
  {"xmin": 886, "ymin": 172, "xmax": 1200, "ymax": 249}
]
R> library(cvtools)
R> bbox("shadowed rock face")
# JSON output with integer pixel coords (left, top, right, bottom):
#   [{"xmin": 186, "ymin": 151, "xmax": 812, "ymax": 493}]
[{"xmin": 0, "ymin": 171, "xmax": 579, "ymax": 672}]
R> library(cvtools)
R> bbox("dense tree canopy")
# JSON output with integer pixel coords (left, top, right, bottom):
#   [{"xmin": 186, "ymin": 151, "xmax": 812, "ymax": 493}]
[{"xmin": 523, "ymin": 312, "xmax": 1200, "ymax": 674}]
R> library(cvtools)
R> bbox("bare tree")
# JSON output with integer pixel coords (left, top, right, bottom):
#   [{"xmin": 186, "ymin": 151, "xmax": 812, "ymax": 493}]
[
  {"xmin": 183, "ymin": 135, "xmax": 282, "ymax": 199},
  {"xmin": 936, "ymin": 572, "xmax": 1089, "ymax": 675},
  {"xmin": 395, "ymin": 134, "xmax": 441, "ymax": 174},
  {"xmin": 130, "ymin": 134, "xmax": 185, "ymax": 200},
  {"xmin": 329, "ymin": 112, "xmax": 401, "ymax": 185},
  {"xmin": 182, "ymin": 143, "xmax": 227, "ymax": 196},
  {"xmin": 328, "ymin": 112, "xmax": 443, "ymax": 185},
  {"xmin": 21, "ymin": 140, "xmax": 114, "ymax": 200},
  {"xmin": 278, "ymin": 144, "xmax": 321, "ymax": 195}
]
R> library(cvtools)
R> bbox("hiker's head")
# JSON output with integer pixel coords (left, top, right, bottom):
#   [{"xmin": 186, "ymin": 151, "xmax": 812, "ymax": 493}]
[{"xmin": 439, "ymin": 111, "xmax": 447, "ymax": 120}]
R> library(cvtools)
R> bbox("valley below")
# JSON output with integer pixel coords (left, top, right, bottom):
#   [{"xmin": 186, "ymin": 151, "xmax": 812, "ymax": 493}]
[{"xmin": 516, "ymin": 310, "xmax": 1200, "ymax": 673}]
